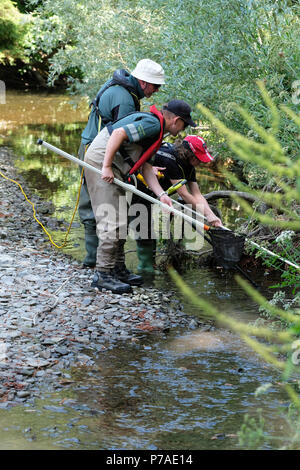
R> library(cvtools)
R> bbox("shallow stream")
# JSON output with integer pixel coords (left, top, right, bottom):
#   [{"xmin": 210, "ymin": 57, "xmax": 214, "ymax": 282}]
[{"xmin": 0, "ymin": 91, "xmax": 290, "ymax": 450}]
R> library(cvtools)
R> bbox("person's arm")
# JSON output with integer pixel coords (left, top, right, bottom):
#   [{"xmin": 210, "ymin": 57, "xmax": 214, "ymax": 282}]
[
  {"xmin": 142, "ymin": 162, "xmax": 173, "ymax": 208},
  {"xmin": 172, "ymin": 180, "xmax": 223, "ymax": 227},
  {"xmin": 101, "ymin": 128, "xmax": 128, "ymax": 183}
]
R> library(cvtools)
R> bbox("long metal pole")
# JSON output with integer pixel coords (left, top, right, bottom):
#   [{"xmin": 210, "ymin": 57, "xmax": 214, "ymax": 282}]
[{"xmin": 37, "ymin": 139, "xmax": 208, "ymax": 231}]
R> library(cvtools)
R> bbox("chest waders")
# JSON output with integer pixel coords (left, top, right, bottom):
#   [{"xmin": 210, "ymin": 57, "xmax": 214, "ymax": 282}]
[
  {"xmin": 88, "ymin": 106, "xmax": 164, "ymax": 281},
  {"xmin": 108, "ymin": 106, "xmax": 165, "ymax": 276},
  {"xmin": 80, "ymin": 72, "xmax": 141, "ymax": 268}
]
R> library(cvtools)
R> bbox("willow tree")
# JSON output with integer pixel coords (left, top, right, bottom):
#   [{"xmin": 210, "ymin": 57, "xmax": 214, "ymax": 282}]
[
  {"xmin": 24, "ymin": 0, "xmax": 300, "ymax": 186},
  {"xmin": 27, "ymin": 3, "xmax": 299, "ymax": 99}
]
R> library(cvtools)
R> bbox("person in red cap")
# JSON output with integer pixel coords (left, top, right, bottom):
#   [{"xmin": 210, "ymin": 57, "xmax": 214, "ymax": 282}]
[{"xmin": 134, "ymin": 135, "xmax": 223, "ymax": 273}]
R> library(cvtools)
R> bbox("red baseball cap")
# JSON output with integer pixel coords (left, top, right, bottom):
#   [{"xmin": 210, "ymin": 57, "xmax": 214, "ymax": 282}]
[{"xmin": 183, "ymin": 135, "xmax": 214, "ymax": 162}]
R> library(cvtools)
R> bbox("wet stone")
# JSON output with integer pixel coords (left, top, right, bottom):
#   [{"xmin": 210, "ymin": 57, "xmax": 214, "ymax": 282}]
[
  {"xmin": 55, "ymin": 346, "xmax": 69, "ymax": 356},
  {"xmin": 16, "ymin": 391, "xmax": 31, "ymax": 398},
  {"xmin": 19, "ymin": 369, "xmax": 34, "ymax": 377},
  {"xmin": 43, "ymin": 406, "xmax": 67, "ymax": 413}
]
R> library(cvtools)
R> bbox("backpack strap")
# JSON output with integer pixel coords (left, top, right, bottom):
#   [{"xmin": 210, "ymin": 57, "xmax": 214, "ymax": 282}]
[
  {"xmin": 106, "ymin": 106, "xmax": 165, "ymax": 181},
  {"xmin": 128, "ymin": 105, "xmax": 164, "ymax": 176},
  {"xmin": 91, "ymin": 70, "xmax": 140, "ymax": 124},
  {"xmin": 90, "ymin": 79, "xmax": 114, "ymax": 122}
]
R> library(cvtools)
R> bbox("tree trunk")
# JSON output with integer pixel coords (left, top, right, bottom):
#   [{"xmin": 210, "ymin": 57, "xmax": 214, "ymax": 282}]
[{"xmin": 204, "ymin": 190, "xmax": 268, "ymax": 213}]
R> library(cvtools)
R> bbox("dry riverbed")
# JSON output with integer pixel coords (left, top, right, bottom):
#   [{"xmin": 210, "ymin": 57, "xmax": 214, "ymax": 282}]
[{"xmin": 0, "ymin": 146, "xmax": 201, "ymax": 408}]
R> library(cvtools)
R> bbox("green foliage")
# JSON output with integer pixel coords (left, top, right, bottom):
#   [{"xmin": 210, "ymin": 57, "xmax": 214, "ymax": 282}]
[
  {"xmin": 197, "ymin": 83, "xmax": 300, "ymax": 317},
  {"xmin": 238, "ymin": 400, "xmax": 300, "ymax": 449},
  {"xmin": 0, "ymin": 0, "xmax": 19, "ymax": 48},
  {"xmin": 267, "ymin": 232, "xmax": 300, "ymax": 293},
  {"xmin": 258, "ymin": 290, "xmax": 300, "ymax": 326},
  {"xmin": 0, "ymin": 0, "xmax": 32, "ymax": 63},
  {"xmin": 24, "ymin": 0, "xmax": 299, "ymax": 157},
  {"xmin": 199, "ymin": 83, "xmax": 300, "ymax": 236},
  {"xmin": 238, "ymin": 411, "xmax": 265, "ymax": 450}
]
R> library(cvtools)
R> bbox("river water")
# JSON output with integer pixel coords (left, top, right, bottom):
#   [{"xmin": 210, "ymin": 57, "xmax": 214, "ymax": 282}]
[{"xmin": 0, "ymin": 91, "xmax": 290, "ymax": 450}]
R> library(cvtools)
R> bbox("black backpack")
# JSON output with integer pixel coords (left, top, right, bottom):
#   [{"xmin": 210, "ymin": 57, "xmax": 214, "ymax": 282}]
[{"xmin": 91, "ymin": 69, "xmax": 140, "ymax": 125}]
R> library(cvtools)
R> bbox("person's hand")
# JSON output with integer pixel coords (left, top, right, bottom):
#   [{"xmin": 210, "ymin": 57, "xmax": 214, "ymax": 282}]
[
  {"xmin": 152, "ymin": 166, "xmax": 165, "ymax": 176},
  {"xmin": 101, "ymin": 166, "xmax": 114, "ymax": 183},
  {"xmin": 207, "ymin": 215, "xmax": 223, "ymax": 228},
  {"xmin": 159, "ymin": 193, "xmax": 173, "ymax": 210}
]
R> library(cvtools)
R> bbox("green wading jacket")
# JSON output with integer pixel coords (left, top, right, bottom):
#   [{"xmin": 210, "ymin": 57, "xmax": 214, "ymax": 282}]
[{"xmin": 81, "ymin": 69, "xmax": 145, "ymax": 146}]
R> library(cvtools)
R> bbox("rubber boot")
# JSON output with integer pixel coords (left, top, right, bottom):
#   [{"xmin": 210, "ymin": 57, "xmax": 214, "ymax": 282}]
[
  {"xmin": 136, "ymin": 240, "xmax": 156, "ymax": 274},
  {"xmin": 82, "ymin": 233, "xmax": 98, "ymax": 268},
  {"xmin": 91, "ymin": 270, "xmax": 132, "ymax": 294}
]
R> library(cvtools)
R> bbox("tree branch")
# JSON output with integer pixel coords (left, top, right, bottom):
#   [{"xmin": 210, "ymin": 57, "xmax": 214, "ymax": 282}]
[{"xmin": 204, "ymin": 190, "xmax": 269, "ymax": 214}]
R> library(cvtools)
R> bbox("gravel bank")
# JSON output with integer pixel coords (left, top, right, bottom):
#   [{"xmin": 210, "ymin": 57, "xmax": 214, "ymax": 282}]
[{"xmin": 0, "ymin": 146, "xmax": 200, "ymax": 407}]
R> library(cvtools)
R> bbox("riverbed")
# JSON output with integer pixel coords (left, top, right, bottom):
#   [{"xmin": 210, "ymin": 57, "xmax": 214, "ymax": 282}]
[{"xmin": 0, "ymin": 90, "xmax": 291, "ymax": 450}]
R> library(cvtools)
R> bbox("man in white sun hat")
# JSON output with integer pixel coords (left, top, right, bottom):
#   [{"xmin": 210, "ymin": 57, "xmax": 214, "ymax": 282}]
[
  {"xmin": 78, "ymin": 59, "xmax": 165, "ymax": 268},
  {"xmin": 130, "ymin": 58, "xmax": 165, "ymax": 97}
]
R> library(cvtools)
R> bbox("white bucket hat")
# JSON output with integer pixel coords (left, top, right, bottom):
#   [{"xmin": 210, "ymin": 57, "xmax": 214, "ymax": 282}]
[{"xmin": 131, "ymin": 59, "xmax": 165, "ymax": 85}]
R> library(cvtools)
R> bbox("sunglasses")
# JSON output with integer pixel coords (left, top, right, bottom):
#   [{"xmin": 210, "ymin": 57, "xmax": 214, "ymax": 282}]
[{"xmin": 152, "ymin": 84, "xmax": 161, "ymax": 90}]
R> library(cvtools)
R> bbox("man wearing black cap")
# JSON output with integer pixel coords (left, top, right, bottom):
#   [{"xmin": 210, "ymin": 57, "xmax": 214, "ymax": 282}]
[
  {"xmin": 161, "ymin": 100, "xmax": 196, "ymax": 128},
  {"xmin": 83, "ymin": 99, "xmax": 195, "ymax": 294}
]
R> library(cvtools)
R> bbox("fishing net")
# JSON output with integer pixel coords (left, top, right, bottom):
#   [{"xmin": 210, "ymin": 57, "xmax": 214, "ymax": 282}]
[{"xmin": 206, "ymin": 228, "xmax": 246, "ymax": 270}]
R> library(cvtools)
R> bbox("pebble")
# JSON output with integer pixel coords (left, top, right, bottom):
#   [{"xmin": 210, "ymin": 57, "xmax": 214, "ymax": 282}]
[{"xmin": 0, "ymin": 147, "xmax": 201, "ymax": 406}]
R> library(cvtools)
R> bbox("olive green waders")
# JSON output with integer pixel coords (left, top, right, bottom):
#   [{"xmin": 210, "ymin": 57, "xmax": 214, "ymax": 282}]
[
  {"xmin": 83, "ymin": 128, "xmax": 143, "ymax": 272},
  {"xmin": 78, "ymin": 142, "xmax": 98, "ymax": 267}
]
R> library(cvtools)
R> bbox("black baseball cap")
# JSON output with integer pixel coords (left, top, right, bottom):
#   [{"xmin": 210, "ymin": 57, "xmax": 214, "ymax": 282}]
[{"xmin": 163, "ymin": 99, "xmax": 196, "ymax": 127}]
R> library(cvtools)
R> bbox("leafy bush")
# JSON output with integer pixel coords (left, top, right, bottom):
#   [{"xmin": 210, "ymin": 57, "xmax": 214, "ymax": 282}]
[
  {"xmin": 0, "ymin": 0, "xmax": 32, "ymax": 63},
  {"xmin": 0, "ymin": 1, "xmax": 21, "ymax": 46},
  {"xmin": 26, "ymin": 3, "xmax": 299, "ymax": 101},
  {"xmin": 23, "ymin": 0, "xmax": 299, "ymax": 187}
]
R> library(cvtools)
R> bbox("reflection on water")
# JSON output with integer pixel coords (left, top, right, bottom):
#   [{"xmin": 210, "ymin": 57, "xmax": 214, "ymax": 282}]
[
  {"xmin": 0, "ymin": 91, "xmax": 290, "ymax": 450},
  {"xmin": 0, "ymin": 263, "xmax": 286, "ymax": 450},
  {"xmin": 0, "ymin": 90, "xmax": 88, "ymax": 130},
  {"xmin": 168, "ymin": 329, "xmax": 230, "ymax": 353},
  {"xmin": 80, "ymin": 334, "xmax": 284, "ymax": 450},
  {"xmin": 1, "ymin": 91, "xmax": 89, "ymax": 260}
]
